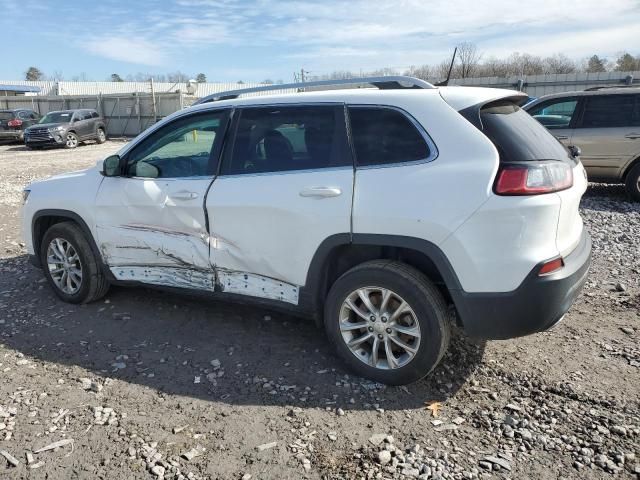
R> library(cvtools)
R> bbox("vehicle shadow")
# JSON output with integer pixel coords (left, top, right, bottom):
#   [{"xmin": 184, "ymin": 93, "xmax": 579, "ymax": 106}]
[{"xmin": 0, "ymin": 254, "xmax": 486, "ymax": 411}]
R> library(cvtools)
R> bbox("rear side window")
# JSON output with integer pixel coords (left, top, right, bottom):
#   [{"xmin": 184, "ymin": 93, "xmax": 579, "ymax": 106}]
[
  {"xmin": 223, "ymin": 105, "xmax": 346, "ymax": 175},
  {"xmin": 580, "ymin": 95, "xmax": 638, "ymax": 128},
  {"xmin": 480, "ymin": 100, "xmax": 570, "ymax": 163},
  {"xmin": 91, "ymin": 111, "xmax": 100, "ymax": 119},
  {"xmin": 348, "ymin": 107, "xmax": 429, "ymax": 166},
  {"xmin": 0, "ymin": 112, "xmax": 14, "ymax": 120}
]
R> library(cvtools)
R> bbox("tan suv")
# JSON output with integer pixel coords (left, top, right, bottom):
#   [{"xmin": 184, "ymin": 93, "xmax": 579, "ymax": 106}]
[{"xmin": 525, "ymin": 88, "xmax": 640, "ymax": 201}]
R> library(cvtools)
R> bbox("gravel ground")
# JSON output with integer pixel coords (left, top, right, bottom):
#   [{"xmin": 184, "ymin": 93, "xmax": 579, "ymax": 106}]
[{"xmin": 0, "ymin": 141, "xmax": 638, "ymax": 480}]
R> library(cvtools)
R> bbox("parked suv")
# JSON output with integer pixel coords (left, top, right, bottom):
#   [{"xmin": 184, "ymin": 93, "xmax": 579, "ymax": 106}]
[
  {"xmin": 525, "ymin": 88, "xmax": 640, "ymax": 201},
  {"xmin": 0, "ymin": 108, "xmax": 40, "ymax": 142},
  {"xmin": 21, "ymin": 77, "xmax": 591, "ymax": 385},
  {"xmin": 24, "ymin": 109, "xmax": 107, "ymax": 149}
]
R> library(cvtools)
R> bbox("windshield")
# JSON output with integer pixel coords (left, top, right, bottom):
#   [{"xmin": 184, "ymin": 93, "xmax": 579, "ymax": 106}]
[
  {"xmin": 39, "ymin": 111, "xmax": 73, "ymax": 124},
  {"xmin": 0, "ymin": 112, "xmax": 14, "ymax": 121}
]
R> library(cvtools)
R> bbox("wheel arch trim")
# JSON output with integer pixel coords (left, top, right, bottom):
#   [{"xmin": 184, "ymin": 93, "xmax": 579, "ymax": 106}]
[
  {"xmin": 31, "ymin": 209, "xmax": 103, "ymax": 270},
  {"xmin": 303, "ymin": 233, "xmax": 466, "ymax": 326}
]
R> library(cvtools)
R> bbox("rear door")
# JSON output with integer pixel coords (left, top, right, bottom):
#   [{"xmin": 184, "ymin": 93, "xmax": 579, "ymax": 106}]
[
  {"xmin": 206, "ymin": 104, "xmax": 353, "ymax": 304},
  {"xmin": 571, "ymin": 94, "xmax": 640, "ymax": 180}
]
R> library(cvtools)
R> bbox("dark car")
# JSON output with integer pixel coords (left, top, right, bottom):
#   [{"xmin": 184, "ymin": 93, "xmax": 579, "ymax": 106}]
[
  {"xmin": 0, "ymin": 109, "xmax": 41, "ymax": 143},
  {"xmin": 24, "ymin": 109, "xmax": 107, "ymax": 149}
]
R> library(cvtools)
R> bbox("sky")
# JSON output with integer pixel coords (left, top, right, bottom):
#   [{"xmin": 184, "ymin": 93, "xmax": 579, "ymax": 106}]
[{"xmin": 0, "ymin": 0, "xmax": 639, "ymax": 83}]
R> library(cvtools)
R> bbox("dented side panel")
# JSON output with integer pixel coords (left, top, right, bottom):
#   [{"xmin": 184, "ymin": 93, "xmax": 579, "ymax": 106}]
[{"xmin": 217, "ymin": 269, "xmax": 299, "ymax": 304}]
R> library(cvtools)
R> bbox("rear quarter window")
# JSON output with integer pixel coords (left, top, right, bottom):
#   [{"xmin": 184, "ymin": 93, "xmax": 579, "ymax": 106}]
[
  {"xmin": 480, "ymin": 101, "xmax": 571, "ymax": 163},
  {"xmin": 348, "ymin": 107, "xmax": 431, "ymax": 166}
]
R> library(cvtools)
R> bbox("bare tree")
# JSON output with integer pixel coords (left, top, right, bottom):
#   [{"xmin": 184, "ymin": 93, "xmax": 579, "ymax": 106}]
[
  {"xmin": 543, "ymin": 54, "xmax": 577, "ymax": 74},
  {"xmin": 456, "ymin": 42, "xmax": 482, "ymax": 78}
]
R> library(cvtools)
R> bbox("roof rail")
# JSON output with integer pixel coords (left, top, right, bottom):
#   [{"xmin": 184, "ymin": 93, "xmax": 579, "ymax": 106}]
[
  {"xmin": 193, "ymin": 76, "xmax": 435, "ymax": 105},
  {"xmin": 584, "ymin": 85, "xmax": 639, "ymax": 91}
]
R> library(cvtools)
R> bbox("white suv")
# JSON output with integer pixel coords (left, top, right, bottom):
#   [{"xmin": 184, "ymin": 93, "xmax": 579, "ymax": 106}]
[{"xmin": 21, "ymin": 77, "xmax": 591, "ymax": 385}]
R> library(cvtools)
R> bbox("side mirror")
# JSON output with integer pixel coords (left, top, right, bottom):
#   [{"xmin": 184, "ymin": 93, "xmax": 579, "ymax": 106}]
[
  {"xmin": 102, "ymin": 155, "xmax": 122, "ymax": 176},
  {"xmin": 568, "ymin": 145, "xmax": 581, "ymax": 158}
]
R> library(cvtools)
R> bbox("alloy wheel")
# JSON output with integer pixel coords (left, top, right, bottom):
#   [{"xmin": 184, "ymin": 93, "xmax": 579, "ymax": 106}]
[
  {"xmin": 46, "ymin": 237, "xmax": 83, "ymax": 294},
  {"xmin": 339, "ymin": 287, "xmax": 421, "ymax": 370},
  {"xmin": 66, "ymin": 134, "xmax": 78, "ymax": 148}
]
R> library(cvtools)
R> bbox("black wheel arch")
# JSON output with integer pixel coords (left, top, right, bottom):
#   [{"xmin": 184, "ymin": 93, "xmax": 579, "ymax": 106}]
[
  {"xmin": 302, "ymin": 233, "xmax": 466, "ymax": 328},
  {"xmin": 31, "ymin": 209, "xmax": 104, "ymax": 271},
  {"xmin": 623, "ymin": 155, "xmax": 640, "ymax": 182}
]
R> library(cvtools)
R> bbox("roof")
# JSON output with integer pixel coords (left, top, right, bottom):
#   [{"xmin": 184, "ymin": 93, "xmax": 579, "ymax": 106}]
[
  {"xmin": 0, "ymin": 84, "xmax": 41, "ymax": 93},
  {"xmin": 187, "ymin": 86, "xmax": 526, "ymax": 114},
  {"xmin": 532, "ymin": 87, "xmax": 640, "ymax": 103}
]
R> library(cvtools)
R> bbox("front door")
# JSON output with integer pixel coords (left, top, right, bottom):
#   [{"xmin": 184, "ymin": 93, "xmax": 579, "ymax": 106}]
[
  {"xmin": 571, "ymin": 94, "xmax": 640, "ymax": 180},
  {"xmin": 94, "ymin": 109, "xmax": 229, "ymax": 290},
  {"xmin": 526, "ymin": 97, "xmax": 580, "ymax": 148},
  {"xmin": 206, "ymin": 104, "xmax": 353, "ymax": 305}
]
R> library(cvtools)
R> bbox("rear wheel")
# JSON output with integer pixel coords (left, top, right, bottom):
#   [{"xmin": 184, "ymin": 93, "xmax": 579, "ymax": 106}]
[
  {"xmin": 625, "ymin": 163, "xmax": 640, "ymax": 202},
  {"xmin": 40, "ymin": 222, "xmax": 109, "ymax": 304},
  {"xmin": 324, "ymin": 260, "xmax": 450, "ymax": 385},
  {"xmin": 65, "ymin": 132, "xmax": 78, "ymax": 149},
  {"xmin": 96, "ymin": 128, "xmax": 107, "ymax": 144}
]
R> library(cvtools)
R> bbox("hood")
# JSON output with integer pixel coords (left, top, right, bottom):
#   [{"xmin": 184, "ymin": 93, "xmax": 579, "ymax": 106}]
[
  {"xmin": 29, "ymin": 167, "xmax": 96, "ymax": 190},
  {"xmin": 26, "ymin": 122, "xmax": 70, "ymax": 131}
]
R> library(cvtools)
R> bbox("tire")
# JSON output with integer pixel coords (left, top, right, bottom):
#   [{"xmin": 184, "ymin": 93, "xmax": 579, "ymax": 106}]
[
  {"xmin": 625, "ymin": 163, "xmax": 640, "ymax": 202},
  {"xmin": 324, "ymin": 260, "xmax": 450, "ymax": 385},
  {"xmin": 96, "ymin": 128, "xmax": 107, "ymax": 144},
  {"xmin": 64, "ymin": 132, "xmax": 79, "ymax": 149},
  {"xmin": 40, "ymin": 221, "xmax": 110, "ymax": 304}
]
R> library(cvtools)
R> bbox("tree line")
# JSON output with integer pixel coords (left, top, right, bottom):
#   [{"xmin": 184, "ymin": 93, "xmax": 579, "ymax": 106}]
[
  {"xmin": 310, "ymin": 45, "xmax": 640, "ymax": 82},
  {"xmin": 22, "ymin": 46, "xmax": 640, "ymax": 84}
]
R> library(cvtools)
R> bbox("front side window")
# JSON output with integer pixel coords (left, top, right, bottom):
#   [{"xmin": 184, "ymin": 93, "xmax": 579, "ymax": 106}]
[
  {"xmin": 580, "ymin": 95, "xmax": 637, "ymax": 128},
  {"xmin": 348, "ymin": 107, "xmax": 430, "ymax": 166},
  {"xmin": 223, "ymin": 105, "xmax": 345, "ymax": 175},
  {"xmin": 126, "ymin": 111, "xmax": 228, "ymax": 178},
  {"xmin": 527, "ymin": 99, "xmax": 578, "ymax": 129}
]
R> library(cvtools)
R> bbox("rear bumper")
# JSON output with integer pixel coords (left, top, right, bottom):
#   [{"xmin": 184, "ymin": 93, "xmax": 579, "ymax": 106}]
[
  {"xmin": 456, "ymin": 229, "xmax": 591, "ymax": 339},
  {"xmin": 0, "ymin": 130, "xmax": 23, "ymax": 140}
]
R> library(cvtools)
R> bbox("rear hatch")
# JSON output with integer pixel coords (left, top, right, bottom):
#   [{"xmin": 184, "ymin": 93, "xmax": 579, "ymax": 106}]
[
  {"xmin": 454, "ymin": 94, "xmax": 587, "ymax": 258},
  {"xmin": 0, "ymin": 111, "xmax": 15, "ymax": 131}
]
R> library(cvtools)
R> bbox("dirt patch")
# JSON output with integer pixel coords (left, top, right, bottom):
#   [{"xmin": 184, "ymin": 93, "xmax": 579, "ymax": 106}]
[{"xmin": 0, "ymin": 142, "xmax": 638, "ymax": 479}]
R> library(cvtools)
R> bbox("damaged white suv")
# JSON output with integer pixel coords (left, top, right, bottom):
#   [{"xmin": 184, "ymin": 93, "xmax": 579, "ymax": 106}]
[{"xmin": 21, "ymin": 77, "xmax": 591, "ymax": 385}]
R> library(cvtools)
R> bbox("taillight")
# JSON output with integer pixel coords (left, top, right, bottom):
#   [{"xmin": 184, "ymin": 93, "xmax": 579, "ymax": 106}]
[
  {"xmin": 7, "ymin": 119, "xmax": 22, "ymax": 127},
  {"xmin": 494, "ymin": 161, "xmax": 573, "ymax": 195}
]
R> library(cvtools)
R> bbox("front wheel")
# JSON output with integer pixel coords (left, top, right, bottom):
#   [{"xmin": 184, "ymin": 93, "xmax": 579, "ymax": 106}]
[
  {"xmin": 625, "ymin": 163, "xmax": 640, "ymax": 202},
  {"xmin": 324, "ymin": 260, "xmax": 450, "ymax": 385},
  {"xmin": 96, "ymin": 128, "xmax": 107, "ymax": 144},
  {"xmin": 65, "ymin": 132, "xmax": 78, "ymax": 149},
  {"xmin": 40, "ymin": 222, "xmax": 110, "ymax": 303}
]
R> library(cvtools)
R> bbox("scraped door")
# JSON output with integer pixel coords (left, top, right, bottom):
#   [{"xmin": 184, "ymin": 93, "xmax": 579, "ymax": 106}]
[
  {"xmin": 206, "ymin": 105, "xmax": 353, "ymax": 305},
  {"xmin": 95, "ymin": 109, "xmax": 229, "ymax": 290}
]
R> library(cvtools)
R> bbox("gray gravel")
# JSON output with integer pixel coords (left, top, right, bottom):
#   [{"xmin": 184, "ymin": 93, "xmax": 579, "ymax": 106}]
[{"xmin": 0, "ymin": 143, "xmax": 638, "ymax": 479}]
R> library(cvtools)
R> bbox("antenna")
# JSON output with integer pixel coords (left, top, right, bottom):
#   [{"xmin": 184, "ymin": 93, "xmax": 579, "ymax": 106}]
[{"xmin": 435, "ymin": 47, "xmax": 457, "ymax": 87}]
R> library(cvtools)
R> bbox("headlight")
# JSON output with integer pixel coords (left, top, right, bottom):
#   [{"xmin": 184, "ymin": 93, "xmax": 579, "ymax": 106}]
[
  {"xmin": 22, "ymin": 189, "xmax": 31, "ymax": 204},
  {"xmin": 49, "ymin": 126, "xmax": 65, "ymax": 132}
]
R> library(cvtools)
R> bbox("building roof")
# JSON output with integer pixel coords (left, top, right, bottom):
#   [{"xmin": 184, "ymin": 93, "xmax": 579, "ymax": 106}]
[{"xmin": 0, "ymin": 84, "xmax": 41, "ymax": 93}]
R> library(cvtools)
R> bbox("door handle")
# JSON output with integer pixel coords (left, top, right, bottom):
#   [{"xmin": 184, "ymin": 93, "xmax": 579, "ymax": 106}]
[
  {"xmin": 299, "ymin": 186, "xmax": 342, "ymax": 198},
  {"xmin": 555, "ymin": 135, "xmax": 569, "ymax": 140},
  {"xmin": 170, "ymin": 190, "xmax": 199, "ymax": 200},
  {"xmin": 625, "ymin": 133, "xmax": 640, "ymax": 139}
]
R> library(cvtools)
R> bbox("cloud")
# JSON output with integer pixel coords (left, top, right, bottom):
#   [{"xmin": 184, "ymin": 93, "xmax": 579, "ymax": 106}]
[{"xmin": 84, "ymin": 37, "xmax": 167, "ymax": 66}]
